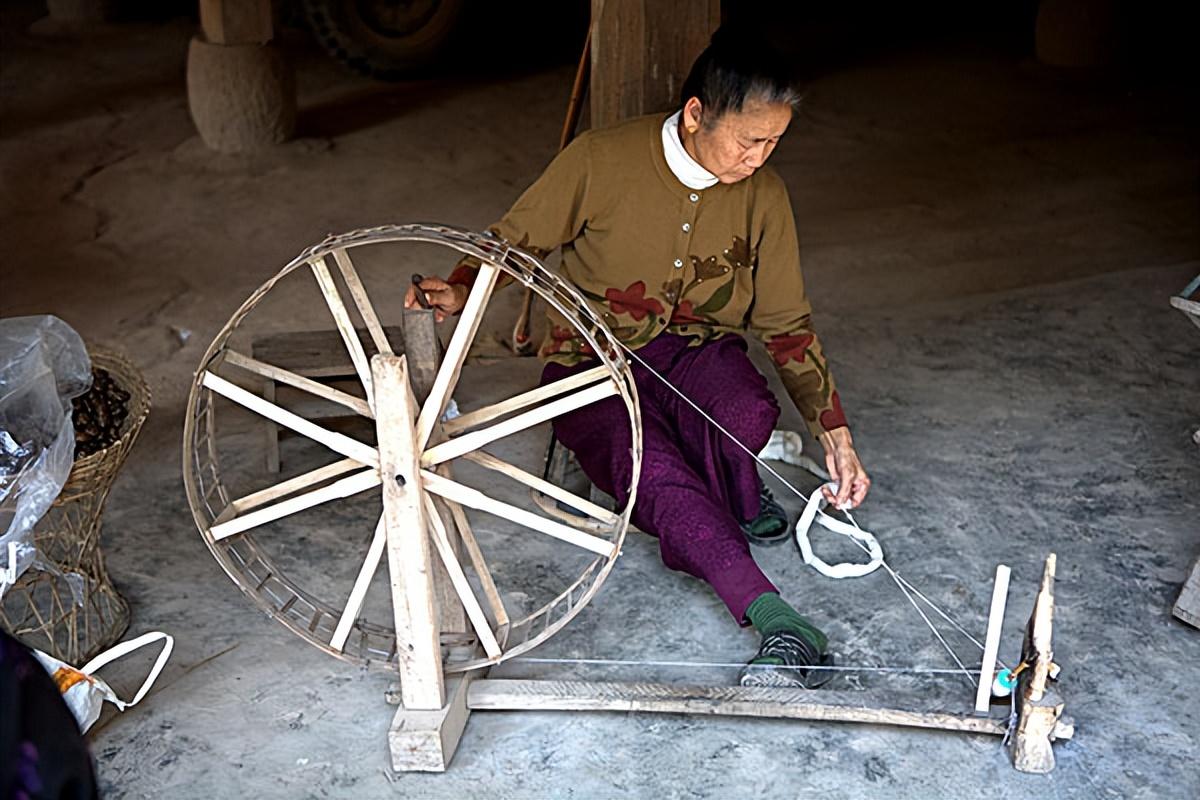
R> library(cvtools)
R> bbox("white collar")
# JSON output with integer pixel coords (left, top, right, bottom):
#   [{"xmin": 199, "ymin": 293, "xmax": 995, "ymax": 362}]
[{"xmin": 662, "ymin": 111, "xmax": 719, "ymax": 190}]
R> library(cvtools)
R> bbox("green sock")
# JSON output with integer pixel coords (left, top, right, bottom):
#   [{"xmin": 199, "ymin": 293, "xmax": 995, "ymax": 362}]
[{"xmin": 745, "ymin": 592, "xmax": 828, "ymax": 664}]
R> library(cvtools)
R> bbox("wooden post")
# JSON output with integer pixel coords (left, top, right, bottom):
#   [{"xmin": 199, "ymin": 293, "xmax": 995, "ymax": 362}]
[
  {"xmin": 974, "ymin": 564, "xmax": 1011, "ymax": 715},
  {"xmin": 589, "ymin": 0, "xmax": 720, "ymax": 129},
  {"xmin": 1009, "ymin": 554, "xmax": 1069, "ymax": 773},
  {"xmin": 372, "ymin": 354, "xmax": 444, "ymax": 711}
]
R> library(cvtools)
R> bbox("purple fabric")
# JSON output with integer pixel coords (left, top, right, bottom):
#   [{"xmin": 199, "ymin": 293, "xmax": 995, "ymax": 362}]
[{"xmin": 542, "ymin": 333, "xmax": 780, "ymax": 623}]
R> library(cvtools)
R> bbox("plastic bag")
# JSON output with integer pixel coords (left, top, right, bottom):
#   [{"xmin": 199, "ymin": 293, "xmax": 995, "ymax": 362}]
[
  {"xmin": 0, "ymin": 315, "xmax": 92, "ymax": 598},
  {"xmin": 32, "ymin": 631, "xmax": 174, "ymax": 733}
]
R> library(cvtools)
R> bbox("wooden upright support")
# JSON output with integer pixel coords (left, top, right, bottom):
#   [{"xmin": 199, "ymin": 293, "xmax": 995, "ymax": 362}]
[
  {"xmin": 373, "ymin": 354, "xmax": 444, "ymax": 710},
  {"xmin": 589, "ymin": 0, "xmax": 720, "ymax": 128},
  {"xmin": 1009, "ymin": 554, "xmax": 1071, "ymax": 773}
]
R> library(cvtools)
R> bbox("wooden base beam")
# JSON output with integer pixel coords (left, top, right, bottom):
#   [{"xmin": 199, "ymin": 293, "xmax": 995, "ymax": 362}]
[
  {"xmin": 389, "ymin": 667, "xmax": 484, "ymax": 773},
  {"xmin": 1173, "ymin": 556, "xmax": 1200, "ymax": 628},
  {"xmin": 466, "ymin": 679, "xmax": 1074, "ymax": 740}
]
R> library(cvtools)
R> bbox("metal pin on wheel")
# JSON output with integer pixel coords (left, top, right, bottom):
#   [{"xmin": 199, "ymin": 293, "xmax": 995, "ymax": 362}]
[{"xmin": 411, "ymin": 274, "xmax": 433, "ymax": 310}]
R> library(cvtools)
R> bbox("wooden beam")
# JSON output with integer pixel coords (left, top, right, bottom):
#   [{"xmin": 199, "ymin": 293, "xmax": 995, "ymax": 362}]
[
  {"xmin": 589, "ymin": 0, "xmax": 719, "ymax": 128},
  {"xmin": 331, "ymin": 248, "xmax": 393, "ymax": 358},
  {"xmin": 374, "ymin": 354, "xmax": 444, "ymax": 710},
  {"xmin": 221, "ymin": 349, "xmax": 372, "ymax": 418},
  {"xmin": 310, "ymin": 257, "xmax": 376, "ymax": 407},
  {"xmin": 416, "ymin": 264, "xmax": 499, "ymax": 449},
  {"xmin": 330, "ymin": 514, "xmax": 387, "ymax": 653},
  {"xmin": 423, "ymin": 495, "xmax": 502, "ymax": 659},
  {"xmin": 974, "ymin": 564, "xmax": 1011, "ymax": 715},
  {"xmin": 422, "ymin": 381, "xmax": 619, "ymax": 468},
  {"xmin": 421, "ymin": 470, "xmax": 616, "ymax": 558},
  {"xmin": 201, "ymin": 371, "xmax": 378, "ymax": 467},
  {"xmin": 463, "ymin": 450, "xmax": 618, "ymax": 524},
  {"xmin": 442, "ymin": 366, "xmax": 610, "ymax": 435},
  {"xmin": 389, "ymin": 667, "xmax": 480, "ymax": 772},
  {"xmin": 211, "ymin": 468, "xmax": 380, "ymax": 540},
  {"xmin": 1010, "ymin": 553, "xmax": 1069, "ymax": 774},
  {"xmin": 468, "ymin": 679, "xmax": 1023, "ymax": 737},
  {"xmin": 229, "ymin": 457, "xmax": 361, "ymax": 514}
]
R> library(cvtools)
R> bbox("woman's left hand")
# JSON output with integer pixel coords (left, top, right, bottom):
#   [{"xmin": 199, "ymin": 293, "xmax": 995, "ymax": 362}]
[{"xmin": 817, "ymin": 427, "xmax": 870, "ymax": 509}]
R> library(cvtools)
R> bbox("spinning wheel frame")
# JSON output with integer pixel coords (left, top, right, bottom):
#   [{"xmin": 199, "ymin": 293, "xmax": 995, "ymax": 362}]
[{"xmin": 182, "ymin": 224, "xmax": 642, "ymax": 674}]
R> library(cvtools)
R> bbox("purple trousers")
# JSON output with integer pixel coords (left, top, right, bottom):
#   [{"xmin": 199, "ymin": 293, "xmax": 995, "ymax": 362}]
[{"xmin": 542, "ymin": 334, "xmax": 780, "ymax": 623}]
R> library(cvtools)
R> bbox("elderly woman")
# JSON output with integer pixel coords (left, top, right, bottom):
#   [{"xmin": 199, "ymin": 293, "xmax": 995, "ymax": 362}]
[{"xmin": 407, "ymin": 26, "xmax": 870, "ymax": 686}]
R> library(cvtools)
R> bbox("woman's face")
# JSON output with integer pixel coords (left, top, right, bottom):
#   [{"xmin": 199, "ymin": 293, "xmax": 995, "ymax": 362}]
[{"xmin": 681, "ymin": 98, "xmax": 793, "ymax": 184}]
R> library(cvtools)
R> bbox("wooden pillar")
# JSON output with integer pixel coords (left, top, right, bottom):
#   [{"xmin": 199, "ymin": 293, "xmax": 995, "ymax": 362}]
[
  {"xmin": 589, "ymin": 0, "xmax": 720, "ymax": 129},
  {"xmin": 1009, "ymin": 554, "xmax": 1069, "ymax": 773},
  {"xmin": 187, "ymin": 0, "xmax": 295, "ymax": 153}
]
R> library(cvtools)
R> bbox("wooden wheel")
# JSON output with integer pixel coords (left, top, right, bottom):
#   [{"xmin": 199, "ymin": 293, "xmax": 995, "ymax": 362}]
[{"xmin": 182, "ymin": 224, "xmax": 641, "ymax": 673}]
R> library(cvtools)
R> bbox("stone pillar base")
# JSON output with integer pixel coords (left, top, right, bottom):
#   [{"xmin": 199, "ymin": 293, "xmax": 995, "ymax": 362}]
[{"xmin": 186, "ymin": 35, "xmax": 296, "ymax": 154}]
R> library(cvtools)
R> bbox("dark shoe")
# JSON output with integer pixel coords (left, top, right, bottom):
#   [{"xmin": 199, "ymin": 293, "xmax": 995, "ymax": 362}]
[
  {"xmin": 740, "ymin": 484, "xmax": 790, "ymax": 545},
  {"xmin": 738, "ymin": 630, "xmax": 837, "ymax": 689}
]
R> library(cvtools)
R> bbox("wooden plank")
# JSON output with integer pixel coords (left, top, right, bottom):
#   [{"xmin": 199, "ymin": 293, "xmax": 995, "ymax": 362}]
[
  {"xmin": 468, "ymin": 679, "xmax": 1012, "ymax": 736},
  {"xmin": 310, "ymin": 257, "xmax": 376, "ymax": 405},
  {"xmin": 443, "ymin": 499, "xmax": 509, "ymax": 629},
  {"xmin": 222, "ymin": 349, "xmax": 372, "ymax": 418},
  {"xmin": 389, "ymin": 667, "xmax": 479, "ymax": 772},
  {"xmin": 1010, "ymin": 553, "xmax": 1065, "ymax": 774},
  {"xmin": 442, "ymin": 366, "xmax": 610, "ymax": 435},
  {"xmin": 974, "ymin": 564, "xmax": 1011, "ymax": 715},
  {"xmin": 415, "ymin": 264, "xmax": 499, "ymax": 449},
  {"xmin": 423, "ymin": 495, "xmax": 502, "ymax": 659},
  {"xmin": 422, "ymin": 381, "xmax": 619, "ymax": 468},
  {"xmin": 402, "ymin": 309, "xmax": 441, "ymax": 406},
  {"xmin": 201, "ymin": 371, "xmax": 378, "ymax": 467},
  {"xmin": 589, "ymin": 0, "xmax": 719, "ymax": 128},
  {"xmin": 463, "ymin": 450, "xmax": 618, "ymax": 524},
  {"xmin": 211, "ymin": 469, "xmax": 380, "ymax": 540},
  {"xmin": 421, "ymin": 470, "xmax": 616, "ymax": 558},
  {"xmin": 331, "ymin": 248, "xmax": 393, "ymax": 357},
  {"xmin": 251, "ymin": 326, "xmax": 405, "ymax": 377},
  {"xmin": 374, "ymin": 354, "xmax": 444, "ymax": 710},
  {"xmin": 330, "ymin": 514, "xmax": 387, "ymax": 653},
  {"xmin": 1172, "ymin": 555, "xmax": 1200, "ymax": 628}
]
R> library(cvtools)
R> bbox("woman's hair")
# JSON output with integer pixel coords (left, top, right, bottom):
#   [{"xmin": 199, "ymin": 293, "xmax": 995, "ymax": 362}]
[{"xmin": 679, "ymin": 25, "xmax": 800, "ymax": 124}]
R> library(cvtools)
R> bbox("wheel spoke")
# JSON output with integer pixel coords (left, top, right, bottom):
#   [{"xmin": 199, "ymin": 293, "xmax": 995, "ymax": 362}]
[
  {"xmin": 229, "ymin": 457, "xmax": 362, "ymax": 515},
  {"xmin": 422, "ymin": 495, "xmax": 502, "ymax": 659},
  {"xmin": 463, "ymin": 450, "xmax": 617, "ymax": 524},
  {"xmin": 420, "ymin": 470, "xmax": 616, "ymax": 558},
  {"xmin": 415, "ymin": 263, "xmax": 500, "ymax": 449},
  {"xmin": 220, "ymin": 349, "xmax": 372, "ymax": 418},
  {"xmin": 442, "ymin": 365, "xmax": 610, "ymax": 435},
  {"xmin": 330, "ymin": 514, "xmax": 387, "ymax": 653},
  {"xmin": 421, "ymin": 380, "xmax": 618, "ymax": 468},
  {"xmin": 201, "ymin": 371, "xmax": 379, "ymax": 467},
  {"xmin": 429, "ymin": 491, "xmax": 508, "ymax": 629},
  {"xmin": 310, "ymin": 255, "xmax": 376, "ymax": 406},
  {"xmin": 210, "ymin": 468, "xmax": 381, "ymax": 540},
  {"xmin": 331, "ymin": 248, "xmax": 393, "ymax": 357}
]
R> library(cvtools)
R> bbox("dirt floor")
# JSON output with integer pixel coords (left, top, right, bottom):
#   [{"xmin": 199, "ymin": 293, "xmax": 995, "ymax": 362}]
[{"xmin": 2, "ymin": 3, "xmax": 1198, "ymax": 798}]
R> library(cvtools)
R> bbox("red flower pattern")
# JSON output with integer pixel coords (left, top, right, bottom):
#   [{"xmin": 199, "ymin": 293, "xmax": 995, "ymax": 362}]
[
  {"xmin": 820, "ymin": 391, "xmax": 848, "ymax": 431},
  {"xmin": 766, "ymin": 333, "xmax": 814, "ymax": 366},
  {"xmin": 669, "ymin": 300, "xmax": 705, "ymax": 325},
  {"xmin": 605, "ymin": 281, "xmax": 663, "ymax": 322}
]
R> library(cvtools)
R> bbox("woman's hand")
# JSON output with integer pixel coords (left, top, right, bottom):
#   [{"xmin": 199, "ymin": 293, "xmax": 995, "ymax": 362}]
[
  {"xmin": 404, "ymin": 276, "xmax": 468, "ymax": 322},
  {"xmin": 817, "ymin": 427, "xmax": 870, "ymax": 509}
]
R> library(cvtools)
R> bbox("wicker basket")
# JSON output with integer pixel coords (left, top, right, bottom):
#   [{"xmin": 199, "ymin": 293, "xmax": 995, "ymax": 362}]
[{"xmin": 0, "ymin": 347, "xmax": 150, "ymax": 665}]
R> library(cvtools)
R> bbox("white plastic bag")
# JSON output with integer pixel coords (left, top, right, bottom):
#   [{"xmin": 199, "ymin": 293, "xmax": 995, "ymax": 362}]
[
  {"xmin": 0, "ymin": 315, "xmax": 92, "ymax": 597},
  {"xmin": 31, "ymin": 631, "xmax": 174, "ymax": 733}
]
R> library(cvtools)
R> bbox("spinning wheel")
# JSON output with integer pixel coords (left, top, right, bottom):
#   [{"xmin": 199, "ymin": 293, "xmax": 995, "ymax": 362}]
[{"xmin": 182, "ymin": 224, "xmax": 642, "ymax": 675}]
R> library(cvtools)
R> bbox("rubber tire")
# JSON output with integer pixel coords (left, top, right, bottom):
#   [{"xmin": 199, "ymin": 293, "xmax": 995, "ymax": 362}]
[{"xmin": 302, "ymin": 0, "xmax": 467, "ymax": 80}]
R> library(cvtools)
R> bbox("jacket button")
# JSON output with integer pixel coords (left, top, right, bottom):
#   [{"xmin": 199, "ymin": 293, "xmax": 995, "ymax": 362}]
[
  {"xmin": 673, "ymin": 258, "xmax": 683, "ymax": 268},
  {"xmin": 681, "ymin": 222, "xmax": 691, "ymax": 232},
  {"xmin": 689, "ymin": 193, "xmax": 699, "ymax": 202}
]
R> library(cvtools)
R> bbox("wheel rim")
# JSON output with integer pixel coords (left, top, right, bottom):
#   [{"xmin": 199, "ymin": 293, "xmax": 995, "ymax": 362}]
[{"xmin": 182, "ymin": 224, "xmax": 641, "ymax": 673}]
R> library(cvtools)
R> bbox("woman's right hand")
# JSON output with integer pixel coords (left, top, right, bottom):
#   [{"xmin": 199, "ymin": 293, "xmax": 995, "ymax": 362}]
[{"xmin": 404, "ymin": 276, "xmax": 468, "ymax": 322}]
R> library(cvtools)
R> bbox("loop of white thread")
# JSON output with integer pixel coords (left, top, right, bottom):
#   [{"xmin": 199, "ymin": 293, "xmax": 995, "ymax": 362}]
[{"xmin": 796, "ymin": 482, "xmax": 884, "ymax": 579}]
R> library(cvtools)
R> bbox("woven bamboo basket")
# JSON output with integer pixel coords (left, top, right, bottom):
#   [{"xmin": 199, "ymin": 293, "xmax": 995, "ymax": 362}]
[{"xmin": 0, "ymin": 347, "xmax": 150, "ymax": 665}]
